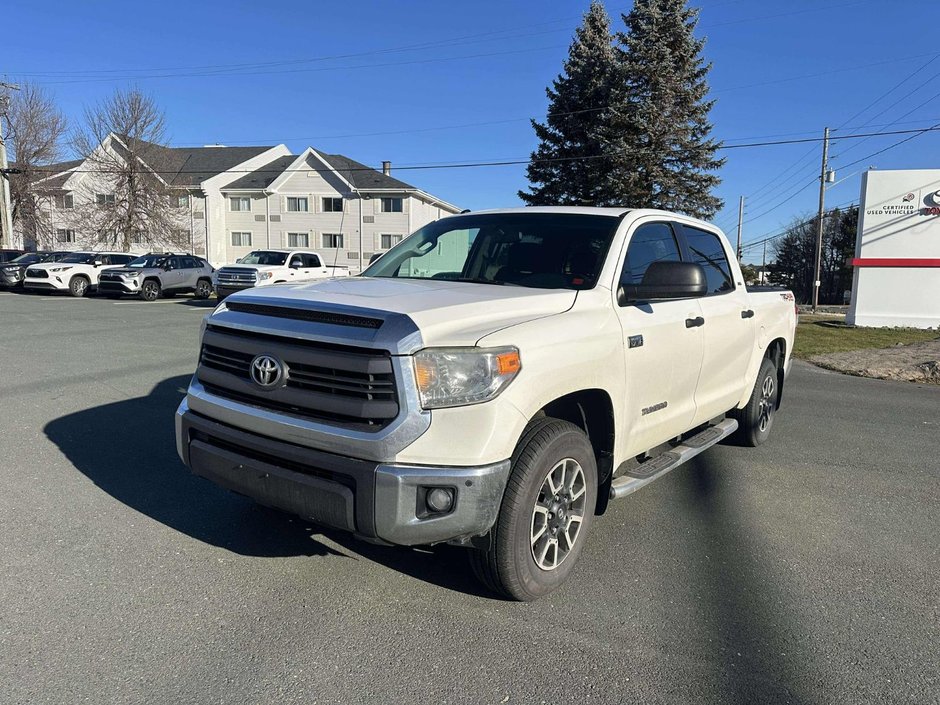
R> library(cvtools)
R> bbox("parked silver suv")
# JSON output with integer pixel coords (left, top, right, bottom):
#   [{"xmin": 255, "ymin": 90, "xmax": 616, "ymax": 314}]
[{"xmin": 98, "ymin": 253, "xmax": 215, "ymax": 301}]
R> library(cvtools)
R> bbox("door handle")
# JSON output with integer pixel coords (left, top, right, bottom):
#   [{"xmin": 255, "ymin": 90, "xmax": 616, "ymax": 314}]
[
  {"xmin": 685, "ymin": 316, "xmax": 705, "ymax": 328},
  {"xmin": 741, "ymin": 309, "xmax": 755, "ymax": 319}
]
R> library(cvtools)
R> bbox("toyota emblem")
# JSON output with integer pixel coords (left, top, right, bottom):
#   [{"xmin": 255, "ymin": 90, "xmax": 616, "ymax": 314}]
[{"xmin": 249, "ymin": 354, "xmax": 283, "ymax": 389}]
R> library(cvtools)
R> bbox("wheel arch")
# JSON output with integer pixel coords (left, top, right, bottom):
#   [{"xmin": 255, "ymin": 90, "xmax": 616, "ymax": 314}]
[
  {"xmin": 534, "ymin": 388, "xmax": 615, "ymax": 516},
  {"xmin": 765, "ymin": 337, "xmax": 787, "ymax": 408}
]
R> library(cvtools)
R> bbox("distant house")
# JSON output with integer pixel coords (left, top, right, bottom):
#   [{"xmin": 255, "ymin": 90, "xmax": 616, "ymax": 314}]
[{"xmin": 18, "ymin": 134, "xmax": 460, "ymax": 269}]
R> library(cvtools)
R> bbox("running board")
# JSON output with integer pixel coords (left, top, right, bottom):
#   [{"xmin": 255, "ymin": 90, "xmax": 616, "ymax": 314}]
[{"xmin": 609, "ymin": 418, "xmax": 738, "ymax": 500}]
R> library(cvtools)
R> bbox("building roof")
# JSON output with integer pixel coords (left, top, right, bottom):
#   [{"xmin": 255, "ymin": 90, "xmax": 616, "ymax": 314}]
[
  {"xmin": 115, "ymin": 136, "xmax": 275, "ymax": 186},
  {"xmin": 221, "ymin": 155, "xmax": 296, "ymax": 191},
  {"xmin": 322, "ymin": 153, "xmax": 416, "ymax": 191}
]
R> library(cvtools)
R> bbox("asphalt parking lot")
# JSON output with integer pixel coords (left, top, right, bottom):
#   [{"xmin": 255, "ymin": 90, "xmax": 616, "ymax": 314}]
[{"xmin": 1, "ymin": 288, "xmax": 938, "ymax": 705}]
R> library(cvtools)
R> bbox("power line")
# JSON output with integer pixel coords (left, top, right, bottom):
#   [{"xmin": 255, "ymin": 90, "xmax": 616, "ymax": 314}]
[{"xmin": 35, "ymin": 124, "xmax": 940, "ymax": 177}]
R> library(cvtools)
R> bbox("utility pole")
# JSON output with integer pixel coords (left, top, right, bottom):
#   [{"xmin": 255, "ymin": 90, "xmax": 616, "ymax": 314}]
[
  {"xmin": 762, "ymin": 240, "xmax": 767, "ymax": 285},
  {"xmin": 812, "ymin": 126, "xmax": 830, "ymax": 313},
  {"xmin": 735, "ymin": 195, "xmax": 744, "ymax": 260},
  {"xmin": 0, "ymin": 81, "xmax": 20, "ymax": 250}
]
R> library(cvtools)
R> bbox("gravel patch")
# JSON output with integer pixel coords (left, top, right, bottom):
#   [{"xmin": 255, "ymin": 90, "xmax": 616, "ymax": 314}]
[{"xmin": 810, "ymin": 338, "xmax": 940, "ymax": 384}]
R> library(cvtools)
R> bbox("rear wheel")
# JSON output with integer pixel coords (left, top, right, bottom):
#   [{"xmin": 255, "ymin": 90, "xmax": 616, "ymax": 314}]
[
  {"xmin": 470, "ymin": 418, "xmax": 597, "ymax": 601},
  {"xmin": 68, "ymin": 276, "xmax": 89, "ymax": 297},
  {"xmin": 729, "ymin": 357, "xmax": 779, "ymax": 446},
  {"xmin": 139, "ymin": 279, "xmax": 161, "ymax": 301},
  {"xmin": 194, "ymin": 279, "xmax": 212, "ymax": 300}
]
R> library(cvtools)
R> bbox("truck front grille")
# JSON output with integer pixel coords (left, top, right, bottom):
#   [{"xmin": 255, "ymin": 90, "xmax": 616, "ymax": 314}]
[
  {"xmin": 217, "ymin": 268, "xmax": 258, "ymax": 286},
  {"xmin": 197, "ymin": 326, "xmax": 398, "ymax": 430}
]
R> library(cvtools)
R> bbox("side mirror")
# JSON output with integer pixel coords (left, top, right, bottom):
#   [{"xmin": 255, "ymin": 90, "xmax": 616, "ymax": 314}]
[
  {"xmin": 93, "ymin": 260, "xmax": 103, "ymax": 267},
  {"xmin": 289, "ymin": 260, "xmax": 302, "ymax": 269},
  {"xmin": 618, "ymin": 261, "xmax": 707, "ymax": 305},
  {"xmin": 368, "ymin": 252, "xmax": 383, "ymax": 265}
]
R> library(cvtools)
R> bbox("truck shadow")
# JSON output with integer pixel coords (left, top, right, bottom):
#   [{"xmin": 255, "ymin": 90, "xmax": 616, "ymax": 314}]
[
  {"xmin": 675, "ymin": 456, "xmax": 810, "ymax": 703},
  {"xmin": 43, "ymin": 376, "xmax": 488, "ymax": 596}
]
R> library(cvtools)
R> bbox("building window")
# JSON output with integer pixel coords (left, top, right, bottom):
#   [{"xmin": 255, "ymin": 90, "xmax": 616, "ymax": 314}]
[
  {"xmin": 56, "ymin": 229, "xmax": 76, "ymax": 243},
  {"xmin": 322, "ymin": 233, "xmax": 344, "ymax": 248},
  {"xmin": 231, "ymin": 231, "xmax": 252, "ymax": 247},
  {"xmin": 286, "ymin": 197, "xmax": 308, "ymax": 212},
  {"xmin": 54, "ymin": 193, "xmax": 74, "ymax": 209},
  {"xmin": 287, "ymin": 232, "xmax": 309, "ymax": 248},
  {"xmin": 380, "ymin": 233, "xmax": 403, "ymax": 249},
  {"xmin": 322, "ymin": 197, "xmax": 343, "ymax": 213},
  {"xmin": 347, "ymin": 252, "xmax": 359, "ymax": 260},
  {"xmin": 381, "ymin": 197, "xmax": 403, "ymax": 213},
  {"xmin": 131, "ymin": 232, "xmax": 145, "ymax": 246},
  {"xmin": 96, "ymin": 193, "xmax": 115, "ymax": 207},
  {"xmin": 172, "ymin": 194, "xmax": 189, "ymax": 208},
  {"xmin": 96, "ymin": 230, "xmax": 112, "ymax": 244},
  {"xmin": 230, "ymin": 196, "xmax": 251, "ymax": 212}
]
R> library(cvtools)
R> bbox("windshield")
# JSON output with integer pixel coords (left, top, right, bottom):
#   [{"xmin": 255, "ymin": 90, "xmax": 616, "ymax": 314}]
[
  {"xmin": 59, "ymin": 253, "xmax": 96, "ymax": 264},
  {"xmin": 128, "ymin": 255, "xmax": 167, "ymax": 268},
  {"xmin": 237, "ymin": 251, "xmax": 287, "ymax": 266},
  {"xmin": 362, "ymin": 213, "xmax": 619, "ymax": 290},
  {"xmin": 10, "ymin": 253, "xmax": 41, "ymax": 265}
]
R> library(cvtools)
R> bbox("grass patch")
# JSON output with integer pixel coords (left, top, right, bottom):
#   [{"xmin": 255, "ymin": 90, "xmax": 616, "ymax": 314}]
[{"xmin": 794, "ymin": 316, "xmax": 939, "ymax": 358}]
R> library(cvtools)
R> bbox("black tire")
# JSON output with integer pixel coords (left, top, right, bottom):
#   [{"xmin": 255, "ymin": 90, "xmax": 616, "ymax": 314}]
[
  {"xmin": 139, "ymin": 279, "xmax": 161, "ymax": 301},
  {"xmin": 194, "ymin": 278, "xmax": 212, "ymax": 300},
  {"xmin": 68, "ymin": 275, "xmax": 89, "ymax": 298},
  {"xmin": 729, "ymin": 357, "xmax": 779, "ymax": 447},
  {"xmin": 469, "ymin": 418, "xmax": 597, "ymax": 601}
]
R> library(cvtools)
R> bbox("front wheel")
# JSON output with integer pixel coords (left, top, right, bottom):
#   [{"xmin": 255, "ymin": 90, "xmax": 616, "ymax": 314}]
[
  {"xmin": 139, "ymin": 279, "xmax": 161, "ymax": 301},
  {"xmin": 729, "ymin": 357, "xmax": 779, "ymax": 447},
  {"xmin": 470, "ymin": 418, "xmax": 597, "ymax": 601},
  {"xmin": 194, "ymin": 279, "xmax": 212, "ymax": 300},
  {"xmin": 68, "ymin": 276, "xmax": 89, "ymax": 297}
]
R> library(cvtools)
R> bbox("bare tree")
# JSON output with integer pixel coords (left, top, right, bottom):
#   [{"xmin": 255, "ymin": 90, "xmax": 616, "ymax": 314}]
[
  {"xmin": 72, "ymin": 87, "xmax": 187, "ymax": 251},
  {"xmin": 3, "ymin": 83, "xmax": 68, "ymax": 249}
]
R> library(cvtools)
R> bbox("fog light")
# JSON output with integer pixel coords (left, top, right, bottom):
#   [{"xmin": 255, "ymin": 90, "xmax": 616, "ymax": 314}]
[{"xmin": 426, "ymin": 487, "xmax": 455, "ymax": 513}]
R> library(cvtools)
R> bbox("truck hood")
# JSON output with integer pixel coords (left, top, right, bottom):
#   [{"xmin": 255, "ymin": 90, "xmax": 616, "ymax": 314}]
[
  {"xmin": 222, "ymin": 264, "xmax": 277, "ymax": 273},
  {"xmin": 226, "ymin": 277, "xmax": 577, "ymax": 347}
]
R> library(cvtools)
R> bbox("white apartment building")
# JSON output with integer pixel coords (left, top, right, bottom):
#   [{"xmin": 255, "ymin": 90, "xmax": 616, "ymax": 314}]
[{"xmin": 20, "ymin": 134, "xmax": 460, "ymax": 270}]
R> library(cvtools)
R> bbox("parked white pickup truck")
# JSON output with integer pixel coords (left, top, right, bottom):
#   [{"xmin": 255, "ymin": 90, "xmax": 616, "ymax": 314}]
[
  {"xmin": 214, "ymin": 249, "xmax": 348, "ymax": 300},
  {"xmin": 177, "ymin": 207, "xmax": 796, "ymax": 600}
]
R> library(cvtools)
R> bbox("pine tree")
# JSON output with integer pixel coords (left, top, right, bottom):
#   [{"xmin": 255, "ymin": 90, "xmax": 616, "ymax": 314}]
[
  {"xmin": 604, "ymin": 0, "xmax": 724, "ymax": 218},
  {"xmin": 519, "ymin": 2, "xmax": 616, "ymax": 206}
]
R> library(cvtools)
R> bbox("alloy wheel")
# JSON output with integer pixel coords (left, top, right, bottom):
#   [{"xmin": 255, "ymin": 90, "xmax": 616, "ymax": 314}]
[{"xmin": 530, "ymin": 458, "xmax": 587, "ymax": 571}]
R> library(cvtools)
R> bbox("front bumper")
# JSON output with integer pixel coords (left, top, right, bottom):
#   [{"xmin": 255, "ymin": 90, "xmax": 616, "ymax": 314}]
[
  {"xmin": 215, "ymin": 284, "xmax": 255, "ymax": 298},
  {"xmin": 99, "ymin": 279, "xmax": 140, "ymax": 294},
  {"xmin": 23, "ymin": 279, "xmax": 67, "ymax": 291},
  {"xmin": 0, "ymin": 270, "xmax": 23, "ymax": 287},
  {"xmin": 175, "ymin": 399, "xmax": 510, "ymax": 546}
]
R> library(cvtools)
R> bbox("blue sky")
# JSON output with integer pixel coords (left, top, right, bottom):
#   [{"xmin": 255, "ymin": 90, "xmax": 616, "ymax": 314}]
[{"xmin": 6, "ymin": 0, "xmax": 940, "ymax": 262}]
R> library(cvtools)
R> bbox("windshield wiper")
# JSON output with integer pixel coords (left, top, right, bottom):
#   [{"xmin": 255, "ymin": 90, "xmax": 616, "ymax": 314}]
[{"xmin": 455, "ymin": 277, "xmax": 520, "ymax": 286}]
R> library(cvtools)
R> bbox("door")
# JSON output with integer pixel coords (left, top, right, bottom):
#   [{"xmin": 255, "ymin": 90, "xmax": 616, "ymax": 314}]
[
  {"xmin": 307, "ymin": 253, "xmax": 330, "ymax": 277},
  {"xmin": 180, "ymin": 257, "xmax": 201, "ymax": 289},
  {"xmin": 613, "ymin": 221, "xmax": 706, "ymax": 455},
  {"xmin": 288, "ymin": 253, "xmax": 311, "ymax": 281},
  {"xmin": 678, "ymin": 223, "xmax": 755, "ymax": 424},
  {"xmin": 166, "ymin": 256, "xmax": 186, "ymax": 289}
]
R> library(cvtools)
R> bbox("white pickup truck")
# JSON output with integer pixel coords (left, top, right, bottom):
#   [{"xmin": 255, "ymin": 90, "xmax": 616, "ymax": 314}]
[
  {"xmin": 214, "ymin": 249, "xmax": 348, "ymax": 300},
  {"xmin": 177, "ymin": 207, "xmax": 796, "ymax": 600}
]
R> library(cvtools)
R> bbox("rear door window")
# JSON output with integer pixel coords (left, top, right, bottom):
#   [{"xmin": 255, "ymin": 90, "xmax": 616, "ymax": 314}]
[
  {"xmin": 680, "ymin": 225, "xmax": 734, "ymax": 295},
  {"xmin": 620, "ymin": 222, "xmax": 683, "ymax": 285},
  {"xmin": 303, "ymin": 253, "xmax": 322, "ymax": 267}
]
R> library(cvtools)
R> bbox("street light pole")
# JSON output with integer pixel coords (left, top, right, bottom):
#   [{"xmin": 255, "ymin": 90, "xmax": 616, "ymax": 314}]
[
  {"xmin": 736, "ymin": 195, "xmax": 744, "ymax": 260},
  {"xmin": 812, "ymin": 126, "xmax": 830, "ymax": 313}
]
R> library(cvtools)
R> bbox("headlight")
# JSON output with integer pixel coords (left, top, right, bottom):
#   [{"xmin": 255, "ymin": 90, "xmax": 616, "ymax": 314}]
[
  {"xmin": 413, "ymin": 347, "xmax": 521, "ymax": 409},
  {"xmin": 2, "ymin": 266, "xmax": 17, "ymax": 272},
  {"xmin": 257, "ymin": 271, "xmax": 273, "ymax": 280},
  {"xmin": 49, "ymin": 266, "xmax": 71, "ymax": 272}
]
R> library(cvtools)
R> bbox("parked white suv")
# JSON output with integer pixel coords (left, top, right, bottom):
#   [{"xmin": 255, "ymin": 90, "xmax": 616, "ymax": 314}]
[
  {"xmin": 215, "ymin": 249, "xmax": 349, "ymax": 300},
  {"xmin": 176, "ymin": 208, "xmax": 796, "ymax": 600},
  {"xmin": 24, "ymin": 251, "xmax": 137, "ymax": 297}
]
